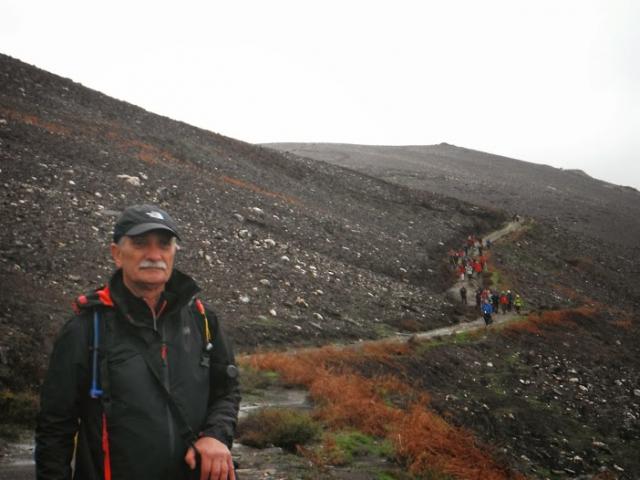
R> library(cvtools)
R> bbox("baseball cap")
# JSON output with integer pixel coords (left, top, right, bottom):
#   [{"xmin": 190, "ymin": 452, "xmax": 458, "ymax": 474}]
[{"xmin": 113, "ymin": 204, "xmax": 180, "ymax": 243}]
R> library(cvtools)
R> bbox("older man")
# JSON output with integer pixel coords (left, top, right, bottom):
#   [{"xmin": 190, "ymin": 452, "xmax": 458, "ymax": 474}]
[{"xmin": 36, "ymin": 204, "xmax": 240, "ymax": 480}]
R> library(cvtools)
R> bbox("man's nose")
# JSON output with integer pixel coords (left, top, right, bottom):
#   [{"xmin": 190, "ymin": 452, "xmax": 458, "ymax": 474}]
[{"xmin": 145, "ymin": 242, "xmax": 164, "ymax": 260}]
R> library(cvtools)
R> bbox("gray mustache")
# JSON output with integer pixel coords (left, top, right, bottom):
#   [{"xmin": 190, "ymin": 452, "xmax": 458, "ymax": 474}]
[{"xmin": 139, "ymin": 260, "xmax": 168, "ymax": 270}]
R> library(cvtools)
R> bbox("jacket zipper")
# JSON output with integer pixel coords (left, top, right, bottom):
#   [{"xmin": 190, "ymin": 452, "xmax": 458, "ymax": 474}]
[{"xmin": 152, "ymin": 301, "xmax": 176, "ymax": 460}]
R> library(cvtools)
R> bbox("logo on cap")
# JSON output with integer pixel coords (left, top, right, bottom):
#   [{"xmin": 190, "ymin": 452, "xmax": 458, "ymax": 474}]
[{"xmin": 146, "ymin": 211, "xmax": 165, "ymax": 220}]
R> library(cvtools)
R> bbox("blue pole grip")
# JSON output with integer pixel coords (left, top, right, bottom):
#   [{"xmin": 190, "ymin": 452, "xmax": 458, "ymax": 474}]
[{"xmin": 90, "ymin": 310, "xmax": 103, "ymax": 398}]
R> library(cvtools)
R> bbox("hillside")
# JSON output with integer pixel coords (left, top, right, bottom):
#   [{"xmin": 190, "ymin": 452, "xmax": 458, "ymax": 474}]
[
  {"xmin": 1, "ymin": 54, "xmax": 639, "ymax": 479},
  {"xmin": 0, "ymin": 53, "xmax": 503, "ymax": 390},
  {"xmin": 265, "ymin": 142, "xmax": 640, "ymax": 249}
]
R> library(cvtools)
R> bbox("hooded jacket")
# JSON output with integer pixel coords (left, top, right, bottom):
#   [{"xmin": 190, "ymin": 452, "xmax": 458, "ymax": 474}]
[{"xmin": 35, "ymin": 269, "xmax": 240, "ymax": 480}]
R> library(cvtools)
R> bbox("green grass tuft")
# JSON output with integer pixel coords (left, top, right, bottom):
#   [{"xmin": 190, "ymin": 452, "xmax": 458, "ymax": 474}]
[{"xmin": 237, "ymin": 408, "xmax": 321, "ymax": 452}]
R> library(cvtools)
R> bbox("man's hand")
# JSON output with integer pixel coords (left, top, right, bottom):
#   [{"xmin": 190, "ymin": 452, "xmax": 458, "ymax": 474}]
[{"xmin": 184, "ymin": 436, "xmax": 235, "ymax": 480}]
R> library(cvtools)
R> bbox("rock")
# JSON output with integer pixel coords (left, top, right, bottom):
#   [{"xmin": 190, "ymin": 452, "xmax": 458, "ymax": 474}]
[
  {"xmin": 117, "ymin": 174, "xmax": 141, "ymax": 186},
  {"xmin": 238, "ymin": 295, "xmax": 250, "ymax": 304},
  {"xmin": 233, "ymin": 213, "xmax": 244, "ymax": 222},
  {"xmin": 313, "ymin": 313, "xmax": 324, "ymax": 321},
  {"xmin": 263, "ymin": 238, "xmax": 276, "ymax": 248},
  {"xmin": 269, "ymin": 309, "xmax": 277, "ymax": 317},
  {"xmin": 259, "ymin": 279, "xmax": 271, "ymax": 286},
  {"xmin": 295, "ymin": 297, "xmax": 309, "ymax": 308}
]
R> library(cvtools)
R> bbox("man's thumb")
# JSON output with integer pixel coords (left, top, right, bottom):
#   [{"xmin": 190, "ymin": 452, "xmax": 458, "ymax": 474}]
[{"xmin": 184, "ymin": 447, "xmax": 196, "ymax": 470}]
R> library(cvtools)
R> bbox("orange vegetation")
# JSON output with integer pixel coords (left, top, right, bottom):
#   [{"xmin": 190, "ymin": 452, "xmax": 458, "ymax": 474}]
[
  {"xmin": 244, "ymin": 344, "xmax": 522, "ymax": 479},
  {"xmin": 220, "ymin": 175, "xmax": 300, "ymax": 205},
  {"xmin": 503, "ymin": 306, "xmax": 598, "ymax": 336},
  {"xmin": 0, "ymin": 108, "xmax": 71, "ymax": 136}
]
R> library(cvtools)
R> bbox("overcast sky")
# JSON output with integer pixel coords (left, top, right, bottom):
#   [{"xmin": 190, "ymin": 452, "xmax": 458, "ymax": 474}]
[{"xmin": 3, "ymin": 1, "xmax": 639, "ymax": 189}]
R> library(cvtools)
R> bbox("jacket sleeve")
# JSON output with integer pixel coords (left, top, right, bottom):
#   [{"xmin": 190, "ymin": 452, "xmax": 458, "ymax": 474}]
[
  {"xmin": 200, "ymin": 308, "xmax": 241, "ymax": 448},
  {"xmin": 35, "ymin": 315, "xmax": 90, "ymax": 480}
]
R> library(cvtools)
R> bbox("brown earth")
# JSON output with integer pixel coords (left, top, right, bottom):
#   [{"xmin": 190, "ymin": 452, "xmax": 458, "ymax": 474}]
[{"xmin": 1, "ymin": 53, "xmax": 640, "ymax": 479}]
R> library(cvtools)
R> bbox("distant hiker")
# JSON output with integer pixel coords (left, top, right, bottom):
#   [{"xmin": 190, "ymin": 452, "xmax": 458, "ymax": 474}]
[
  {"xmin": 448, "ymin": 249, "xmax": 457, "ymax": 266},
  {"xmin": 481, "ymin": 288, "xmax": 490, "ymax": 303},
  {"xmin": 478, "ymin": 255, "xmax": 487, "ymax": 272},
  {"xmin": 473, "ymin": 259, "xmax": 483, "ymax": 276},
  {"xmin": 458, "ymin": 264, "xmax": 465, "ymax": 281},
  {"xmin": 514, "ymin": 294, "xmax": 524, "ymax": 314},
  {"xmin": 36, "ymin": 204, "xmax": 240, "ymax": 480},
  {"xmin": 499, "ymin": 291, "xmax": 508, "ymax": 314},
  {"xmin": 491, "ymin": 291, "xmax": 500, "ymax": 313},
  {"xmin": 465, "ymin": 263, "xmax": 474, "ymax": 279},
  {"xmin": 485, "ymin": 238, "xmax": 492, "ymax": 249},
  {"xmin": 467, "ymin": 235, "xmax": 475, "ymax": 248},
  {"xmin": 475, "ymin": 288, "xmax": 482, "ymax": 308},
  {"xmin": 460, "ymin": 286, "xmax": 467, "ymax": 305},
  {"xmin": 507, "ymin": 290, "xmax": 514, "ymax": 312},
  {"xmin": 482, "ymin": 301, "xmax": 493, "ymax": 326}
]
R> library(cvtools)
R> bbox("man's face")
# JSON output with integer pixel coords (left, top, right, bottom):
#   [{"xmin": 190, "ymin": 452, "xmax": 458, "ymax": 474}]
[{"xmin": 111, "ymin": 230, "xmax": 177, "ymax": 290}]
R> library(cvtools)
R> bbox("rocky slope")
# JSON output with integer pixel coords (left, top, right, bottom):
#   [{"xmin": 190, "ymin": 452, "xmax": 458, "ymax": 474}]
[
  {"xmin": 265, "ymin": 142, "xmax": 640, "ymax": 249},
  {"xmin": 0, "ymin": 53, "xmax": 504, "ymax": 393},
  {"xmin": 1, "ymin": 53, "xmax": 639, "ymax": 479}
]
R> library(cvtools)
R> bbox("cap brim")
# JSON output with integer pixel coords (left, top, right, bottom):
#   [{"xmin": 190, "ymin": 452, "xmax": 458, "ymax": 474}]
[{"xmin": 124, "ymin": 223, "xmax": 180, "ymax": 239}]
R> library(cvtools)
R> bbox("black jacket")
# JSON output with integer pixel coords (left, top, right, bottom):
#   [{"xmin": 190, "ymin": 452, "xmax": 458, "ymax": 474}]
[{"xmin": 35, "ymin": 269, "xmax": 241, "ymax": 480}]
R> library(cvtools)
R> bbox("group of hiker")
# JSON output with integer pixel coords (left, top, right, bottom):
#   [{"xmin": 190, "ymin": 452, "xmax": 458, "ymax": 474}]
[
  {"xmin": 452, "ymin": 232, "xmax": 525, "ymax": 327},
  {"xmin": 471, "ymin": 288, "xmax": 524, "ymax": 325},
  {"xmin": 448, "ymin": 235, "xmax": 490, "ymax": 282}
]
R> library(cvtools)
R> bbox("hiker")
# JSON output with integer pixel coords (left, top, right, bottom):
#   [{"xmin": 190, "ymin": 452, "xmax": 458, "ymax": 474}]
[
  {"xmin": 514, "ymin": 294, "xmax": 524, "ymax": 314},
  {"xmin": 465, "ymin": 263, "xmax": 474, "ymax": 279},
  {"xmin": 481, "ymin": 288, "xmax": 490, "ymax": 304},
  {"xmin": 499, "ymin": 291, "xmax": 508, "ymax": 314},
  {"xmin": 458, "ymin": 263, "xmax": 465, "ymax": 281},
  {"xmin": 481, "ymin": 301, "xmax": 493, "ymax": 326},
  {"xmin": 475, "ymin": 288, "xmax": 482, "ymax": 308},
  {"xmin": 448, "ymin": 249, "xmax": 457, "ymax": 267},
  {"xmin": 36, "ymin": 204, "xmax": 241, "ymax": 480},
  {"xmin": 491, "ymin": 290, "xmax": 500, "ymax": 313},
  {"xmin": 473, "ymin": 259, "xmax": 483, "ymax": 277},
  {"xmin": 507, "ymin": 290, "xmax": 514, "ymax": 312},
  {"xmin": 459, "ymin": 285, "xmax": 467, "ymax": 305}
]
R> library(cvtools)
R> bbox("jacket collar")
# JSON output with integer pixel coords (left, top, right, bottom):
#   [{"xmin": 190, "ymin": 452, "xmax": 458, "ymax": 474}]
[{"xmin": 106, "ymin": 268, "xmax": 200, "ymax": 327}]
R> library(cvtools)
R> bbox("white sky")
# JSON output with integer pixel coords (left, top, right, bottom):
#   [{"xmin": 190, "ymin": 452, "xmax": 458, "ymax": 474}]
[{"xmin": 2, "ymin": 1, "xmax": 639, "ymax": 189}]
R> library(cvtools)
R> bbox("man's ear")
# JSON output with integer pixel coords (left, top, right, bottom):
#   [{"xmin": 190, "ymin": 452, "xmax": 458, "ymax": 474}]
[{"xmin": 111, "ymin": 242, "xmax": 123, "ymax": 268}]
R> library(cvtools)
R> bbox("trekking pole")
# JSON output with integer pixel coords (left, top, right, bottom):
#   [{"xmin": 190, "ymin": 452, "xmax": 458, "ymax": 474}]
[{"xmin": 90, "ymin": 310, "xmax": 103, "ymax": 398}]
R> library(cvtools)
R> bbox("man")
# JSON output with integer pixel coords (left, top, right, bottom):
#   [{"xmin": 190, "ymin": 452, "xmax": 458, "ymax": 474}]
[
  {"xmin": 36, "ymin": 204, "xmax": 240, "ymax": 480},
  {"xmin": 481, "ymin": 300, "xmax": 493, "ymax": 326},
  {"xmin": 459, "ymin": 285, "xmax": 467, "ymax": 305}
]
